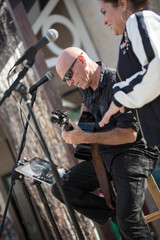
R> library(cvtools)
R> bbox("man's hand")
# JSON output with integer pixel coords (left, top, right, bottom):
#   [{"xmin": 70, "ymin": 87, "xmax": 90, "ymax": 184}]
[
  {"xmin": 99, "ymin": 101, "xmax": 125, "ymax": 127},
  {"xmin": 62, "ymin": 119, "xmax": 85, "ymax": 147}
]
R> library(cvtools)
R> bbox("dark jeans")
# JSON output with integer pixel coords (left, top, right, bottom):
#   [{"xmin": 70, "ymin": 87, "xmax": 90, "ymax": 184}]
[{"xmin": 51, "ymin": 152, "xmax": 157, "ymax": 240}]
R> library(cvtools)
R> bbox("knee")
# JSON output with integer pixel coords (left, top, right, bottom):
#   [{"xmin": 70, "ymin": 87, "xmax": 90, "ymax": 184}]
[
  {"xmin": 51, "ymin": 180, "xmax": 74, "ymax": 202},
  {"xmin": 116, "ymin": 211, "xmax": 143, "ymax": 235},
  {"xmin": 51, "ymin": 183, "xmax": 62, "ymax": 201},
  {"xmin": 116, "ymin": 208, "xmax": 136, "ymax": 234},
  {"xmin": 51, "ymin": 167, "xmax": 71, "ymax": 200}
]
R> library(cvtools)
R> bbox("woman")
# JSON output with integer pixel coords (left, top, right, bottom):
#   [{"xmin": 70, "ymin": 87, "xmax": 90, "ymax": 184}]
[{"xmin": 98, "ymin": 0, "xmax": 160, "ymax": 148}]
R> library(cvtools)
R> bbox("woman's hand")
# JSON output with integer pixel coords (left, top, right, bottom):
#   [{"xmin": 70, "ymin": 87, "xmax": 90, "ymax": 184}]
[{"xmin": 99, "ymin": 101, "xmax": 125, "ymax": 127}]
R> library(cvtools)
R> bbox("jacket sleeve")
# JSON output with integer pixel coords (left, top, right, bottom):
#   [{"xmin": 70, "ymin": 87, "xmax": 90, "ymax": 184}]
[{"xmin": 113, "ymin": 11, "xmax": 160, "ymax": 108}]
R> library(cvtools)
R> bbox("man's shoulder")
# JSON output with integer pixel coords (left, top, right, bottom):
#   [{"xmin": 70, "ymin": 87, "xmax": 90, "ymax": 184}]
[
  {"xmin": 100, "ymin": 63, "xmax": 117, "ymax": 87},
  {"xmin": 97, "ymin": 61, "xmax": 116, "ymax": 73}
]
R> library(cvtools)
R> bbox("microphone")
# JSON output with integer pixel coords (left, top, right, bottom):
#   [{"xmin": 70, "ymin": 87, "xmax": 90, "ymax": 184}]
[
  {"xmin": 14, "ymin": 29, "xmax": 59, "ymax": 66},
  {"xmin": 28, "ymin": 71, "xmax": 54, "ymax": 94}
]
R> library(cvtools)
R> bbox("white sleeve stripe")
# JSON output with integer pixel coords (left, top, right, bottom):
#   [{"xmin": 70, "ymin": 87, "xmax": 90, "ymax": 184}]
[{"xmin": 113, "ymin": 11, "xmax": 160, "ymax": 108}]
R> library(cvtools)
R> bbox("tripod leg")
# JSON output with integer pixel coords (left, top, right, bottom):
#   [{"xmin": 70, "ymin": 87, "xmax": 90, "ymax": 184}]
[{"xmin": 34, "ymin": 181, "xmax": 63, "ymax": 240}]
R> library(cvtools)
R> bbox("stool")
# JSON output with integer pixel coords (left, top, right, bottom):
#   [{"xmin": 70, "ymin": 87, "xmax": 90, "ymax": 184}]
[{"xmin": 145, "ymin": 175, "xmax": 160, "ymax": 223}]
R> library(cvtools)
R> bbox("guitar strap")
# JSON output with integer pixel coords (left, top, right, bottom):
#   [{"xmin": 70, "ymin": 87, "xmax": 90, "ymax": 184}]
[{"xmin": 91, "ymin": 143, "xmax": 115, "ymax": 209}]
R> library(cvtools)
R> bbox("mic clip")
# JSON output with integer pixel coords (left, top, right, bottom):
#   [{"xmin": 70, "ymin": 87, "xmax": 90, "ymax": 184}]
[{"xmin": 0, "ymin": 56, "xmax": 35, "ymax": 106}]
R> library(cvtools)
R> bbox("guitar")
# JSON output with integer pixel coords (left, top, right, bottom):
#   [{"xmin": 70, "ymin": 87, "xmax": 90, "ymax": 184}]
[
  {"xmin": 51, "ymin": 110, "xmax": 115, "ymax": 209},
  {"xmin": 51, "ymin": 110, "xmax": 95, "ymax": 161}
]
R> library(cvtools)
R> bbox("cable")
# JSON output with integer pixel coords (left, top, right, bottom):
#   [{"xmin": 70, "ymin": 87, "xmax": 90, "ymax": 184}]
[{"xmin": 6, "ymin": 68, "xmax": 44, "ymax": 150}]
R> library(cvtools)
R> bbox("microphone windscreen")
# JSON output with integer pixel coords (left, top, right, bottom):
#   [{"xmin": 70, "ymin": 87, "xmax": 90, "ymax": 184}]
[
  {"xmin": 45, "ymin": 29, "xmax": 59, "ymax": 42},
  {"xmin": 46, "ymin": 71, "xmax": 54, "ymax": 81}
]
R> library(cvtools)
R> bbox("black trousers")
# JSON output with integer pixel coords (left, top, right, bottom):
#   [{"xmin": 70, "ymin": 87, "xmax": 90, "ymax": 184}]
[{"xmin": 51, "ymin": 152, "xmax": 157, "ymax": 240}]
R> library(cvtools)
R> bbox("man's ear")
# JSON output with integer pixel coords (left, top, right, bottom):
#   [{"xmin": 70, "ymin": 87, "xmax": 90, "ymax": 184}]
[{"xmin": 77, "ymin": 55, "xmax": 87, "ymax": 67}]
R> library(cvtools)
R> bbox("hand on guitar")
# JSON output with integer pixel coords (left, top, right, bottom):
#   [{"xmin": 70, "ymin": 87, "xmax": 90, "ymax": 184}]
[
  {"xmin": 51, "ymin": 110, "xmax": 94, "ymax": 160},
  {"xmin": 62, "ymin": 119, "xmax": 85, "ymax": 147}
]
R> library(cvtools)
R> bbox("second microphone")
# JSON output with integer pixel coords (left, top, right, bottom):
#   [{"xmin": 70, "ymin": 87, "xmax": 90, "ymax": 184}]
[{"xmin": 28, "ymin": 71, "xmax": 54, "ymax": 94}]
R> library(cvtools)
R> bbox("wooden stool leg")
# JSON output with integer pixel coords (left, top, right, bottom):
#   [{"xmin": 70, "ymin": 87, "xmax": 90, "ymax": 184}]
[{"xmin": 145, "ymin": 175, "xmax": 160, "ymax": 223}]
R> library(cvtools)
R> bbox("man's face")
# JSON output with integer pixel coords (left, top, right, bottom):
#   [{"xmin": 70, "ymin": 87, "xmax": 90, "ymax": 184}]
[
  {"xmin": 57, "ymin": 55, "xmax": 91, "ymax": 90},
  {"xmin": 66, "ymin": 68, "xmax": 90, "ymax": 90}
]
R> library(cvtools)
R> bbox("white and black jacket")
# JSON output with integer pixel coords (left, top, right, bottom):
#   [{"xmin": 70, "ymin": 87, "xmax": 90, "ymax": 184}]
[{"xmin": 113, "ymin": 9, "xmax": 160, "ymax": 148}]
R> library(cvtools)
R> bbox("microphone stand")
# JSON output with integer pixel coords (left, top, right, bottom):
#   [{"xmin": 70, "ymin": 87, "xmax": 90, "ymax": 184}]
[
  {"xmin": 0, "ymin": 87, "xmax": 62, "ymax": 239},
  {"xmin": 0, "ymin": 89, "xmax": 38, "ymax": 238},
  {"xmin": 0, "ymin": 55, "xmax": 35, "ymax": 106},
  {"xmin": 0, "ymin": 83, "xmax": 84, "ymax": 239},
  {"xmin": 0, "ymin": 56, "xmax": 36, "ymax": 237},
  {"xmin": 15, "ymin": 84, "xmax": 62, "ymax": 240},
  {"xmin": 24, "ymin": 91, "xmax": 85, "ymax": 240}
]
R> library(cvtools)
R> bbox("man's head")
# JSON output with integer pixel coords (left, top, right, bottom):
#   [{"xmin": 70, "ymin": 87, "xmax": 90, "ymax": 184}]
[{"xmin": 56, "ymin": 47, "xmax": 100, "ymax": 90}]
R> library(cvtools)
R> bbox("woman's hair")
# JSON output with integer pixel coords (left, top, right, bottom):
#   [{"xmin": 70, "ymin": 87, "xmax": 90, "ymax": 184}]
[{"xmin": 100, "ymin": 0, "xmax": 149, "ymax": 9}]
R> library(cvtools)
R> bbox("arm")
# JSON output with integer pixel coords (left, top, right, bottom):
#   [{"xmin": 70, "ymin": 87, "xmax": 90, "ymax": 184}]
[
  {"xmin": 113, "ymin": 11, "xmax": 160, "ymax": 109},
  {"xmin": 99, "ymin": 101, "xmax": 125, "ymax": 126},
  {"xmin": 99, "ymin": 11, "xmax": 160, "ymax": 127},
  {"xmin": 62, "ymin": 119, "xmax": 137, "ymax": 146}
]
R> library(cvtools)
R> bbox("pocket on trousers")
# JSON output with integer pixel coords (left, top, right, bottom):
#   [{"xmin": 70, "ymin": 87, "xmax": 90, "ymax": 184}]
[{"xmin": 123, "ymin": 154, "xmax": 154, "ymax": 177}]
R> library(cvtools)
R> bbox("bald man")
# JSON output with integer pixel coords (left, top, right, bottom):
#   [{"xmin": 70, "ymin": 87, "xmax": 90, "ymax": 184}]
[{"xmin": 52, "ymin": 47, "xmax": 158, "ymax": 239}]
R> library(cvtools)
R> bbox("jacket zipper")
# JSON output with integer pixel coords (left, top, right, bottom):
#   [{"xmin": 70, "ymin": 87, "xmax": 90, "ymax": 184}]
[{"xmin": 116, "ymin": 70, "xmax": 148, "ymax": 148}]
